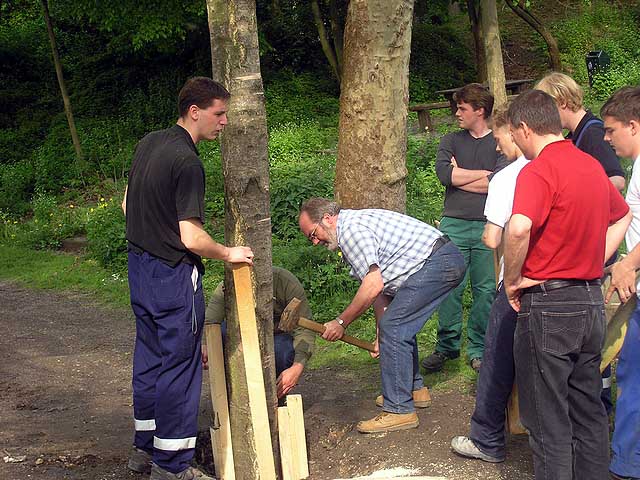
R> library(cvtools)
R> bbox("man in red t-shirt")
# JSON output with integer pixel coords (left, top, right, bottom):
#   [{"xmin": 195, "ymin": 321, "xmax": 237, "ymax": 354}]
[{"xmin": 503, "ymin": 89, "xmax": 631, "ymax": 480}]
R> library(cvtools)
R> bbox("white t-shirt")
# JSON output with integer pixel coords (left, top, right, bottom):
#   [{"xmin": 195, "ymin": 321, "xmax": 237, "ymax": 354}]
[
  {"xmin": 625, "ymin": 156, "xmax": 640, "ymax": 293},
  {"xmin": 483, "ymin": 156, "xmax": 530, "ymax": 281}
]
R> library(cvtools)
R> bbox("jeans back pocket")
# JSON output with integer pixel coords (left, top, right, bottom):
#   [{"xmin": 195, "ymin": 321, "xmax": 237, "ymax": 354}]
[{"xmin": 542, "ymin": 310, "xmax": 587, "ymax": 355}]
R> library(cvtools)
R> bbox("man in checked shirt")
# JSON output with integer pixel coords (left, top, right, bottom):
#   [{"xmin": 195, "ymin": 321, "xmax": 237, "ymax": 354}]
[{"xmin": 298, "ymin": 198, "xmax": 465, "ymax": 433}]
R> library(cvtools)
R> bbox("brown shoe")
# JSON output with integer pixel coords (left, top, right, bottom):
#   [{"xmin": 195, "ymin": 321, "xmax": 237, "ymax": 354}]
[
  {"xmin": 375, "ymin": 386, "xmax": 432, "ymax": 408},
  {"xmin": 357, "ymin": 412, "xmax": 419, "ymax": 434}
]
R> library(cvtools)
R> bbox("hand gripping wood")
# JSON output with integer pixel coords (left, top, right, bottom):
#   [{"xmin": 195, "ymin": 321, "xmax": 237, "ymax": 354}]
[{"xmin": 279, "ymin": 298, "xmax": 376, "ymax": 353}]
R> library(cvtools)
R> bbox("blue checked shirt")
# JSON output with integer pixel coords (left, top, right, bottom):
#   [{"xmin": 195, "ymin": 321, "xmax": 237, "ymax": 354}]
[{"xmin": 336, "ymin": 209, "xmax": 442, "ymax": 296}]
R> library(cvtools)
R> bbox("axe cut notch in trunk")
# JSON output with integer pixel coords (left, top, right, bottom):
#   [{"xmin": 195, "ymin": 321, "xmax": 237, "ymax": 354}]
[{"xmin": 280, "ymin": 298, "xmax": 376, "ymax": 353}]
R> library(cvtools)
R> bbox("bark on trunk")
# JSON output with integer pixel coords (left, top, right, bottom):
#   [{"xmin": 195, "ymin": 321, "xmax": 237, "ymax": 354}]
[
  {"xmin": 40, "ymin": 0, "xmax": 85, "ymax": 176},
  {"xmin": 506, "ymin": 0, "xmax": 562, "ymax": 71},
  {"xmin": 311, "ymin": 0, "xmax": 342, "ymax": 82},
  {"xmin": 466, "ymin": 0, "xmax": 487, "ymax": 83},
  {"xmin": 480, "ymin": 0, "xmax": 507, "ymax": 109},
  {"xmin": 206, "ymin": 1, "xmax": 277, "ymax": 478},
  {"xmin": 334, "ymin": 0, "xmax": 414, "ymax": 212}
]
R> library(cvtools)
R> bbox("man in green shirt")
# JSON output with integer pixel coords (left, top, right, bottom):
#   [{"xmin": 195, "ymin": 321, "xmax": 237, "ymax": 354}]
[{"xmin": 203, "ymin": 266, "xmax": 315, "ymax": 398}]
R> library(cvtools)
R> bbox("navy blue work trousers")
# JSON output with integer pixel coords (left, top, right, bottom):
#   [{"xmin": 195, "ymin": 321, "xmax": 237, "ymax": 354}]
[{"xmin": 128, "ymin": 251, "xmax": 205, "ymax": 474}]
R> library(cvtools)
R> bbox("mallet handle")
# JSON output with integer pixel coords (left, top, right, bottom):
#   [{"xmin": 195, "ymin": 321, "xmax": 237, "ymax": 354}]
[{"xmin": 298, "ymin": 317, "xmax": 376, "ymax": 353}]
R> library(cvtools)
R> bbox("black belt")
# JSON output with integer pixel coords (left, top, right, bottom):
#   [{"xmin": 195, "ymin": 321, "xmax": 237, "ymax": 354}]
[
  {"xmin": 523, "ymin": 278, "xmax": 601, "ymax": 294},
  {"xmin": 429, "ymin": 235, "xmax": 450, "ymax": 257}
]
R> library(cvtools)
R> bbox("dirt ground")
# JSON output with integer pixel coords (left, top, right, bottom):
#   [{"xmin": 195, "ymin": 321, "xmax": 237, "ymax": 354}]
[{"xmin": 0, "ymin": 281, "xmax": 534, "ymax": 480}]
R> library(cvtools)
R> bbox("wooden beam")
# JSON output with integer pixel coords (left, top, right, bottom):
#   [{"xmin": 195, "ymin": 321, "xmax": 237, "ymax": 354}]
[
  {"xmin": 506, "ymin": 383, "xmax": 527, "ymax": 435},
  {"xmin": 232, "ymin": 264, "xmax": 277, "ymax": 480},
  {"xmin": 278, "ymin": 406, "xmax": 296, "ymax": 480},
  {"xmin": 287, "ymin": 395, "xmax": 309, "ymax": 479},
  {"xmin": 205, "ymin": 324, "xmax": 236, "ymax": 480}
]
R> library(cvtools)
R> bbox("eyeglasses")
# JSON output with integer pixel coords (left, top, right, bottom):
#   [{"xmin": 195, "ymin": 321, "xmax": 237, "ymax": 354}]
[{"xmin": 308, "ymin": 222, "xmax": 320, "ymax": 242}]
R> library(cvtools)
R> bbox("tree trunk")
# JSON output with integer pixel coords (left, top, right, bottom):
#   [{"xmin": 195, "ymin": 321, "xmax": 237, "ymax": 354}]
[
  {"xmin": 311, "ymin": 0, "xmax": 341, "ymax": 83},
  {"xmin": 506, "ymin": 0, "xmax": 562, "ymax": 71},
  {"xmin": 334, "ymin": 0, "xmax": 414, "ymax": 212},
  {"xmin": 40, "ymin": 0, "xmax": 85, "ymax": 176},
  {"xmin": 206, "ymin": 1, "xmax": 277, "ymax": 478},
  {"xmin": 480, "ymin": 0, "xmax": 507, "ymax": 108},
  {"xmin": 466, "ymin": 0, "xmax": 487, "ymax": 83}
]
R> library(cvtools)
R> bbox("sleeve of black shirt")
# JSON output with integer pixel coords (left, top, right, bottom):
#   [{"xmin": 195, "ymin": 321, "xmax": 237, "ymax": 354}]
[
  {"xmin": 435, "ymin": 133, "xmax": 455, "ymax": 186},
  {"xmin": 584, "ymin": 127, "xmax": 625, "ymax": 178},
  {"xmin": 175, "ymin": 163, "xmax": 206, "ymax": 223}
]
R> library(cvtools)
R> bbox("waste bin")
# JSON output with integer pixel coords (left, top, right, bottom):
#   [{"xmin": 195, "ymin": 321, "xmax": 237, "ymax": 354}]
[{"xmin": 586, "ymin": 50, "xmax": 611, "ymax": 87}]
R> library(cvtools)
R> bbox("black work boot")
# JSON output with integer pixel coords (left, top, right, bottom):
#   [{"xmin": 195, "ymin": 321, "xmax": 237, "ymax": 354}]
[{"xmin": 421, "ymin": 351, "xmax": 451, "ymax": 373}]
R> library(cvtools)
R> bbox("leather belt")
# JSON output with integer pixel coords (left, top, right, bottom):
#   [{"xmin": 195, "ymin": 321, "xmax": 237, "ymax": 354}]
[
  {"xmin": 523, "ymin": 278, "xmax": 601, "ymax": 294},
  {"xmin": 429, "ymin": 235, "xmax": 450, "ymax": 257}
]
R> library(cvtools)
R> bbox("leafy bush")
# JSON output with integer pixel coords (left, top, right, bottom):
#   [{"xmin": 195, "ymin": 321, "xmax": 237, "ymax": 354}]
[
  {"xmin": 269, "ymin": 122, "xmax": 336, "ymax": 240},
  {"xmin": 14, "ymin": 193, "xmax": 85, "ymax": 250},
  {"xmin": 409, "ymin": 23, "xmax": 476, "ymax": 102},
  {"xmin": 0, "ymin": 159, "xmax": 34, "ymax": 216},
  {"xmin": 86, "ymin": 197, "xmax": 127, "ymax": 271},
  {"xmin": 553, "ymin": 2, "xmax": 640, "ymax": 94},
  {"xmin": 264, "ymin": 71, "xmax": 340, "ymax": 127}
]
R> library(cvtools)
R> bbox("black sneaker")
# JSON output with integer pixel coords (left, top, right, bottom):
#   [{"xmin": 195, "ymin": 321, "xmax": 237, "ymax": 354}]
[{"xmin": 421, "ymin": 351, "xmax": 450, "ymax": 373}]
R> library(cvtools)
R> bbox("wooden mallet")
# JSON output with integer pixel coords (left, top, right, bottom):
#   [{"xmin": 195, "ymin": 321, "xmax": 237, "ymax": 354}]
[{"xmin": 280, "ymin": 298, "xmax": 376, "ymax": 353}]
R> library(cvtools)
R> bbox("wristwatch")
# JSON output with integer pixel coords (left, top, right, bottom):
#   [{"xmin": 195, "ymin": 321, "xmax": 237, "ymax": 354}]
[{"xmin": 336, "ymin": 317, "xmax": 346, "ymax": 328}]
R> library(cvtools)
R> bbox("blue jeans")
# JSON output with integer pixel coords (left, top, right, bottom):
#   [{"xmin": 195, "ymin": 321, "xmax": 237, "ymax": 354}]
[
  {"xmin": 470, "ymin": 284, "xmax": 516, "ymax": 460},
  {"xmin": 610, "ymin": 302, "xmax": 640, "ymax": 479},
  {"xmin": 515, "ymin": 284, "xmax": 609, "ymax": 480},
  {"xmin": 379, "ymin": 241, "xmax": 465, "ymax": 413}
]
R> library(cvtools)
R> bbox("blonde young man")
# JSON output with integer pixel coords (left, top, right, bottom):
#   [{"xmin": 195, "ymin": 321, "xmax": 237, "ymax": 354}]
[
  {"xmin": 536, "ymin": 72, "xmax": 625, "ymax": 191},
  {"xmin": 601, "ymin": 86, "xmax": 640, "ymax": 480},
  {"xmin": 451, "ymin": 109, "xmax": 529, "ymax": 463}
]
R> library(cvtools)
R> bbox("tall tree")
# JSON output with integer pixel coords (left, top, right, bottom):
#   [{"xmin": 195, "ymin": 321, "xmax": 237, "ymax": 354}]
[
  {"xmin": 505, "ymin": 0, "xmax": 561, "ymax": 71},
  {"xmin": 334, "ymin": 0, "xmax": 415, "ymax": 212},
  {"xmin": 466, "ymin": 0, "xmax": 487, "ymax": 82},
  {"xmin": 40, "ymin": 0, "xmax": 84, "ymax": 175},
  {"xmin": 311, "ymin": 0, "xmax": 342, "ymax": 83},
  {"xmin": 480, "ymin": 0, "xmax": 507, "ymax": 108},
  {"xmin": 206, "ymin": 0, "xmax": 277, "ymax": 478}
]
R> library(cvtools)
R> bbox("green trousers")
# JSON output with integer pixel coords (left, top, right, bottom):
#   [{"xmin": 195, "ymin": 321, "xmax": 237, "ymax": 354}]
[{"xmin": 435, "ymin": 216, "xmax": 496, "ymax": 360}]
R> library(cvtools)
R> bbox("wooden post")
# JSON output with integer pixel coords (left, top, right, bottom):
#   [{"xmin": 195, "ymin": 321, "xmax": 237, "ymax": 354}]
[
  {"xmin": 232, "ymin": 264, "xmax": 277, "ymax": 480},
  {"xmin": 278, "ymin": 395, "xmax": 309, "ymax": 480},
  {"xmin": 205, "ymin": 324, "xmax": 235, "ymax": 480}
]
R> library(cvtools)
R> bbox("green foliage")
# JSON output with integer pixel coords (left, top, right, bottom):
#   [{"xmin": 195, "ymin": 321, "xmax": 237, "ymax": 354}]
[
  {"xmin": 13, "ymin": 193, "xmax": 85, "ymax": 249},
  {"xmin": 264, "ymin": 71, "xmax": 340, "ymax": 126},
  {"xmin": 0, "ymin": 159, "xmax": 34, "ymax": 216},
  {"xmin": 552, "ymin": 2, "xmax": 640, "ymax": 97},
  {"xmin": 269, "ymin": 121, "xmax": 336, "ymax": 239},
  {"xmin": 406, "ymin": 135, "xmax": 445, "ymax": 225},
  {"xmin": 409, "ymin": 23, "xmax": 476, "ymax": 102},
  {"xmin": 86, "ymin": 197, "xmax": 127, "ymax": 271}
]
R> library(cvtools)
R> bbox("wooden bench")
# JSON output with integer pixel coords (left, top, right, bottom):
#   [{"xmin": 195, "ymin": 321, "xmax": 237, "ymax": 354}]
[
  {"xmin": 410, "ymin": 94, "xmax": 522, "ymax": 133},
  {"xmin": 435, "ymin": 79, "xmax": 533, "ymax": 113},
  {"xmin": 409, "ymin": 101, "xmax": 450, "ymax": 132}
]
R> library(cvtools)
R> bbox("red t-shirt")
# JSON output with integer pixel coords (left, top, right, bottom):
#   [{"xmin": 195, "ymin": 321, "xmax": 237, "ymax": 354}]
[{"xmin": 512, "ymin": 140, "xmax": 629, "ymax": 280}]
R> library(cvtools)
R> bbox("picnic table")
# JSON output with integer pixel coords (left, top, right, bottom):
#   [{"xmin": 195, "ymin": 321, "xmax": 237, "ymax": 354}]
[{"xmin": 409, "ymin": 79, "xmax": 533, "ymax": 132}]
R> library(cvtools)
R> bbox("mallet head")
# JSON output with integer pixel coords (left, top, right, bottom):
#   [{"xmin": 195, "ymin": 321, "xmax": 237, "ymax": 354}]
[{"xmin": 279, "ymin": 297, "xmax": 302, "ymax": 333}]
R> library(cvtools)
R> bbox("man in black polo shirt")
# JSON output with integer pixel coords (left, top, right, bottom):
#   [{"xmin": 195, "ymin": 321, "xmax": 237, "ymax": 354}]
[{"xmin": 123, "ymin": 77, "xmax": 253, "ymax": 480}]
